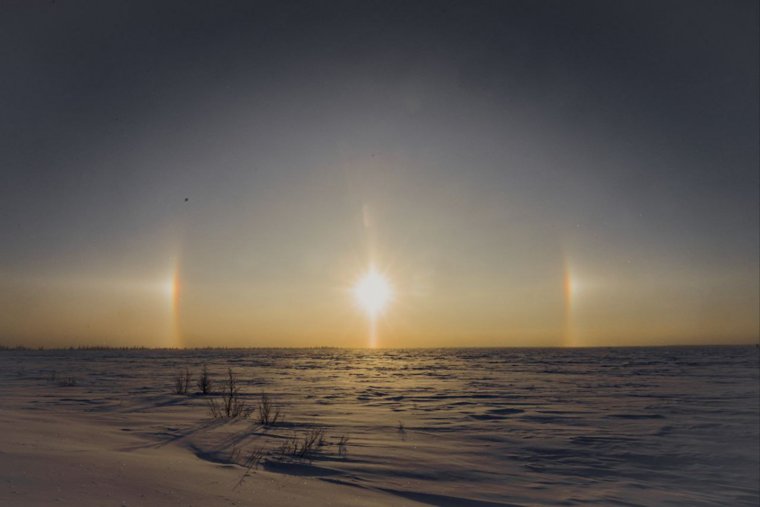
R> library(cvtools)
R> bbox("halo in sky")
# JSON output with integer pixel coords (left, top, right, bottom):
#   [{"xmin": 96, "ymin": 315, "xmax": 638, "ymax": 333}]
[{"xmin": 353, "ymin": 269, "xmax": 393, "ymax": 319}]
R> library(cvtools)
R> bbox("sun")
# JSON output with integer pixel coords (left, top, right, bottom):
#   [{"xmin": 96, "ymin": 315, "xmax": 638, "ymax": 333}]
[{"xmin": 353, "ymin": 269, "xmax": 393, "ymax": 319}]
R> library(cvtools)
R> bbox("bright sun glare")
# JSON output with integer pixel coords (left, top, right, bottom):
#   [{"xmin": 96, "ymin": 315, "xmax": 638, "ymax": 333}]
[{"xmin": 354, "ymin": 270, "xmax": 392, "ymax": 319}]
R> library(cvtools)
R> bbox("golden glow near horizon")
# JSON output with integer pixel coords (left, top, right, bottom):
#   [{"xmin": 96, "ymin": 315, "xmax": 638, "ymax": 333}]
[
  {"xmin": 0, "ymin": 3, "xmax": 758, "ymax": 351},
  {"xmin": 164, "ymin": 260, "xmax": 182, "ymax": 348}
]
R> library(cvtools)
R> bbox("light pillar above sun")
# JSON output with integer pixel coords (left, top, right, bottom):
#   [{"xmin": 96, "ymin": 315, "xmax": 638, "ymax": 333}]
[{"xmin": 353, "ymin": 268, "xmax": 393, "ymax": 347}]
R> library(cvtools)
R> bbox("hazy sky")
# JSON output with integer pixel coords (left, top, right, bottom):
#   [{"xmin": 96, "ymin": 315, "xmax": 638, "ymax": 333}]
[{"xmin": 1, "ymin": 0, "xmax": 757, "ymax": 347}]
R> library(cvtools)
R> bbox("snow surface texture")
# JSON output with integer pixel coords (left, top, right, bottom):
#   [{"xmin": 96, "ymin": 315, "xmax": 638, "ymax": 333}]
[{"xmin": 1, "ymin": 346, "xmax": 758, "ymax": 506}]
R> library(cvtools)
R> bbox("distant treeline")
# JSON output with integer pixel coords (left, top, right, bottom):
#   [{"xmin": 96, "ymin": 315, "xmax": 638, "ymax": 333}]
[
  {"xmin": 0, "ymin": 345, "xmax": 346, "ymax": 351},
  {"xmin": 0, "ymin": 345, "xmax": 154, "ymax": 351}
]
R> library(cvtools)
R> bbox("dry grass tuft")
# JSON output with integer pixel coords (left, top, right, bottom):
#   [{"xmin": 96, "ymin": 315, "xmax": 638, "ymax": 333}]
[
  {"xmin": 207, "ymin": 368, "xmax": 251, "ymax": 419},
  {"xmin": 257, "ymin": 393, "xmax": 282, "ymax": 426},
  {"xmin": 58, "ymin": 376, "xmax": 78, "ymax": 387},
  {"xmin": 276, "ymin": 428, "xmax": 326, "ymax": 460},
  {"xmin": 197, "ymin": 364, "xmax": 213, "ymax": 395},
  {"xmin": 336, "ymin": 434, "xmax": 350, "ymax": 457},
  {"xmin": 174, "ymin": 367, "xmax": 192, "ymax": 395}
]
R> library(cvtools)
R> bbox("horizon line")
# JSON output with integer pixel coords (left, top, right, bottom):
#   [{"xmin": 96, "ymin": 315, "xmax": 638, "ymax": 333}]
[{"xmin": 1, "ymin": 343, "xmax": 757, "ymax": 352}]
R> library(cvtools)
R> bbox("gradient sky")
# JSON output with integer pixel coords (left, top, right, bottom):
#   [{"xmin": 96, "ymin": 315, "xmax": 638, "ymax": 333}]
[{"xmin": 1, "ymin": 0, "xmax": 758, "ymax": 348}]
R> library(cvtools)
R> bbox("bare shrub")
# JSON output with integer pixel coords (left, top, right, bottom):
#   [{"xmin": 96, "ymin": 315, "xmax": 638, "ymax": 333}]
[
  {"xmin": 257, "ymin": 393, "xmax": 281, "ymax": 426},
  {"xmin": 197, "ymin": 364, "xmax": 213, "ymax": 395},
  {"xmin": 174, "ymin": 367, "xmax": 192, "ymax": 395},
  {"xmin": 207, "ymin": 397, "xmax": 224, "ymax": 419},
  {"xmin": 58, "ymin": 376, "xmax": 78, "ymax": 387},
  {"xmin": 276, "ymin": 434, "xmax": 299, "ymax": 457},
  {"xmin": 277, "ymin": 428, "xmax": 326, "ymax": 460},
  {"xmin": 298, "ymin": 428, "xmax": 326, "ymax": 458},
  {"xmin": 207, "ymin": 368, "xmax": 250, "ymax": 419},
  {"xmin": 336, "ymin": 434, "xmax": 349, "ymax": 457}
]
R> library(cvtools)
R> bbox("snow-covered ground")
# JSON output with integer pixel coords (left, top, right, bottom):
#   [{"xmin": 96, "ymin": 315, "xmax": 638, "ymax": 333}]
[{"xmin": 1, "ymin": 346, "xmax": 757, "ymax": 506}]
